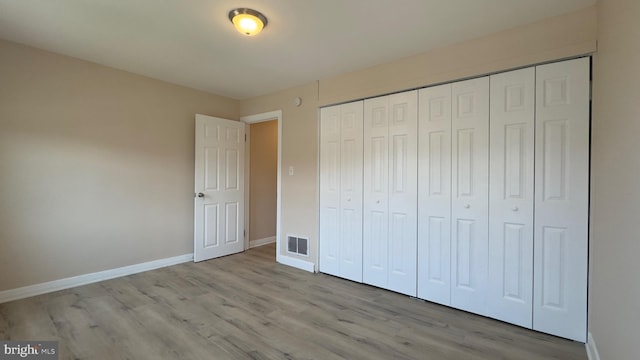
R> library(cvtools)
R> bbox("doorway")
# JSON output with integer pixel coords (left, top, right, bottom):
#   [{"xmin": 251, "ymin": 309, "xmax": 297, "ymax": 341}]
[{"xmin": 241, "ymin": 111, "xmax": 282, "ymax": 261}]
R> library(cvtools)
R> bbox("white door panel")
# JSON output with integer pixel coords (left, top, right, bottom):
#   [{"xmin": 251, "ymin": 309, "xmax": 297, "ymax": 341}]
[
  {"xmin": 387, "ymin": 91, "xmax": 418, "ymax": 296},
  {"xmin": 533, "ymin": 58, "xmax": 589, "ymax": 342},
  {"xmin": 364, "ymin": 91, "xmax": 418, "ymax": 296},
  {"xmin": 339, "ymin": 102, "xmax": 364, "ymax": 281},
  {"xmin": 418, "ymin": 84, "xmax": 452, "ymax": 305},
  {"xmin": 488, "ymin": 68, "xmax": 535, "ymax": 327},
  {"xmin": 319, "ymin": 102, "xmax": 364, "ymax": 282},
  {"xmin": 319, "ymin": 106, "xmax": 341, "ymax": 276},
  {"xmin": 194, "ymin": 114, "xmax": 245, "ymax": 262},
  {"xmin": 450, "ymin": 77, "xmax": 489, "ymax": 315},
  {"xmin": 364, "ymin": 96, "xmax": 390, "ymax": 288}
]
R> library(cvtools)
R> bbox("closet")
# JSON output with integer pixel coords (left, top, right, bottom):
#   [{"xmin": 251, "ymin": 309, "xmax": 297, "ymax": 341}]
[{"xmin": 318, "ymin": 57, "xmax": 590, "ymax": 342}]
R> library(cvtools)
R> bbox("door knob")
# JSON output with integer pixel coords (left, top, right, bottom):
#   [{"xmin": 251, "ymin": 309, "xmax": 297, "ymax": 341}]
[
  {"xmin": 464, "ymin": 204, "xmax": 470, "ymax": 209},
  {"xmin": 196, "ymin": 192, "xmax": 205, "ymax": 198},
  {"xmin": 512, "ymin": 206, "xmax": 519, "ymax": 212},
  {"xmin": 347, "ymin": 197, "xmax": 351, "ymax": 202}
]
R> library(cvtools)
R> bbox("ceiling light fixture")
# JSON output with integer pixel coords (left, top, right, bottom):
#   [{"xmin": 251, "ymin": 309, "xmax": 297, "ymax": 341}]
[{"xmin": 228, "ymin": 8, "xmax": 268, "ymax": 36}]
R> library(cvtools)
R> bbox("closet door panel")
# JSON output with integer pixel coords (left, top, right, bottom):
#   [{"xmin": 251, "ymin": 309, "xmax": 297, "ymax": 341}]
[
  {"xmin": 488, "ymin": 68, "xmax": 535, "ymax": 327},
  {"xmin": 363, "ymin": 97, "xmax": 390, "ymax": 288},
  {"xmin": 534, "ymin": 58, "xmax": 589, "ymax": 342},
  {"xmin": 450, "ymin": 77, "xmax": 490, "ymax": 315},
  {"xmin": 319, "ymin": 106, "xmax": 342, "ymax": 277},
  {"xmin": 387, "ymin": 91, "xmax": 418, "ymax": 296},
  {"xmin": 339, "ymin": 102, "xmax": 364, "ymax": 282},
  {"xmin": 319, "ymin": 102, "xmax": 363, "ymax": 282},
  {"xmin": 418, "ymin": 84, "xmax": 452, "ymax": 305},
  {"xmin": 363, "ymin": 91, "xmax": 417, "ymax": 296}
]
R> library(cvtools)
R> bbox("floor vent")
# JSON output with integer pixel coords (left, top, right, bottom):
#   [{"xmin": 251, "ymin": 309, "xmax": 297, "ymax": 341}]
[{"xmin": 287, "ymin": 235, "xmax": 309, "ymax": 256}]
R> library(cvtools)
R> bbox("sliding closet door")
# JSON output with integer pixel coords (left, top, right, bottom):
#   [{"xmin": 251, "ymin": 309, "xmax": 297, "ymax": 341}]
[
  {"xmin": 533, "ymin": 58, "xmax": 590, "ymax": 342},
  {"xmin": 319, "ymin": 102, "xmax": 364, "ymax": 282},
  {"xmin": 450, "ymin": 77, "xmax": 490, "ymax": 315},
  {"xmin": 363, "ymin": 91, "xmax": 418, "ymax": 296},
  {"xmin": 417, "ymin": 84, "xmax": 452, "ymax": 305},
  {"xmin": 487, "ymin": 68, "xmax": 535, "ymax": 327}
]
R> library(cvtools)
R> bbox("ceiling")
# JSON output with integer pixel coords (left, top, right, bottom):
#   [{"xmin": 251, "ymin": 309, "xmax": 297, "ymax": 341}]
[{"xmin": 0, "ymin": 0, "xmax": 597, "ymax": 100}]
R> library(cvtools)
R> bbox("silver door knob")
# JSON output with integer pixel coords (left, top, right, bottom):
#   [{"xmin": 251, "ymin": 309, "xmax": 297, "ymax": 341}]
[
  {"xmin": 196, "ymin": 192, "xmax": 205, "ymax": 198},
  {"xmin": 376, "ymin": 200, "xmax": 380, "ymax": 204},
  {"xmin": 464, "ymin": 204, "xmax": 470, "ymax": 209},
  {"xmin": 512, "ymin": 206, "xmax": 519, "ymax": 212},
  {"xmin": 347, "ymin": 197, "xmax": 351, "ymax": 202}
]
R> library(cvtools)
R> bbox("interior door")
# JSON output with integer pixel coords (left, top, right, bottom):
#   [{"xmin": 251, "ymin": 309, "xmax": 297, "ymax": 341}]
[
  {"xmin": 450, "ymin": 77, "xmax": 490, "ymax": 315},
  {"xmin": 194, "ymin": 114, "xmax": 245, "ymax": 262}
]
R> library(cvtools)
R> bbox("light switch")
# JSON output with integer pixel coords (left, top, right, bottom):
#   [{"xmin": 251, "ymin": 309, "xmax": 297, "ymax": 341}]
[{"xmin": 289, "ymin": 166, "xmax": 294, "ymax": 175}]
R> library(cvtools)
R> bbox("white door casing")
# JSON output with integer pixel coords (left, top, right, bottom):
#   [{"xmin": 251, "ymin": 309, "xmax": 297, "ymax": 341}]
[
  {"xmin": 417, "ymin": 84, "xmax": 452, "ymax": 305},
  {"xmin": 319, "ymin": 102, "xmax": 364, "ymax": 282},
  {"xmin": 363, "ymin": 90, "xmax": 418, "ymax": 296},
  {"xmin": 194, "ymin": 114, "xmax": 245, "ymax": 262},
  {"xmin": 487, "ymin": 68, "xmax": 536, "ymax": 327},
  {"xmin": 533, "ymin": 58, "xmax": 590, "ymax": 342},
  {"xmin": 450, "ymin": 77, "xmax": 490, "ymax": 315}
]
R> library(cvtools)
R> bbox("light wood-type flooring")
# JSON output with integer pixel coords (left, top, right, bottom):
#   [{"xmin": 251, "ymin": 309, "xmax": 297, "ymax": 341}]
[{"xmin": 0, "ymin": 244, "xmax": 586, "ymax": 359}]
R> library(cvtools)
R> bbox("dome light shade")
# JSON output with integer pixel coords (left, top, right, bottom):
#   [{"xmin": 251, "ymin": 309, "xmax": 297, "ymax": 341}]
[{"xmin": 228, "ymin": 8, "xmax": 268, "ymax": 36}]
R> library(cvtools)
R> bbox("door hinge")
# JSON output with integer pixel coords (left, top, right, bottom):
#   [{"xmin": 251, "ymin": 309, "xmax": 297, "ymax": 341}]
[
  {"xmin": 244, "ymin": 134, "xmax": 247, "ymax": 142},
  {"xmin": 589, "ymin": 80, "xmax": 593, "ymax": 101}
]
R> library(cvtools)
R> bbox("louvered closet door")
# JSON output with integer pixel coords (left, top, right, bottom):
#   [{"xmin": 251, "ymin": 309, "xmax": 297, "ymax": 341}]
[
  {"xmin": 487, "ymin": 68, "xmax": 535, "ymax": 327},
  {"xmin": 417, "ymin": 84, "xmax": 452, "ymax": 305},
  {"xmin": 319, "ymin": 102, "xmax": 364, "ymax": 282},
  {"xmin": 533, "ymin": 58, "xmax": 589, "ymax": 342},
  {"xmin": 450, "ymin": 77, "xmax": 490, "ymax": 315},
  {"xmin": 363, "ymin": 91, "xmax": 418, "ymax": 296}
]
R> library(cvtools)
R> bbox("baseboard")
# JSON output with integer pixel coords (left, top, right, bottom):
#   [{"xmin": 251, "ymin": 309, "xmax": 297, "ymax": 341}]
[
  {"xmin": 586, "ymin": 332, "xmax": 601, "ymax": 360},
  {"xmin": 250, "ymin": 236, "xmax": 276, "ymax": 249},
  {"xmin": 0, "ymin": 253, "xmax": 194, "ymax": 304},
  {"xmin": 276, "ymin": 253, "xmax": 315, "ymax": 273}
]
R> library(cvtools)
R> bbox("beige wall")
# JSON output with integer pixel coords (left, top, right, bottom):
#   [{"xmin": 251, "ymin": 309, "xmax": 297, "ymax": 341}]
[
  {"xmin": 590, "ymin": 0, "xmax": 640, "ymax": 358},
  {"xmin": 0, "ymin": 39, "xmax": 239, "ymax": 292},
  {"xmin": 319, "ymin": 6, "xmax": 597, "ymax": 106},
  {"xmin": 240, "ymin": 7, "xmax": 597, "ymax": 269},
  {"xmin": 240, "ymin": 83, "xmax": 319, "ymax": 262},
  {"xmin": 249, "ymin": 120, "xmax": 278, "ymax": 241}
]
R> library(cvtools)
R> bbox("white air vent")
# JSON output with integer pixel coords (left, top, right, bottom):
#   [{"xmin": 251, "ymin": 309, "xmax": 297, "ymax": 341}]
[{"xmin": 287, "ymin": 235, "xmax": 309, "ymax": 256}]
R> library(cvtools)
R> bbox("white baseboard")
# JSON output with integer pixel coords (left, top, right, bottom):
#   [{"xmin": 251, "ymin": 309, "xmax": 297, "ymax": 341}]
[
  {"xmin": 0, "ymin": 253, "xmax": 194, "ymax": 304},
  {"xmin": 586, "ymin": 332, "xmax": 601, "ymax": 360},
  {"xmin": 276, "ymin": 253, "xmax": 315, "ymax": 273},
  {"xmin": 250, "ymin": 236, "xmax": 276, "ymax": 249}
]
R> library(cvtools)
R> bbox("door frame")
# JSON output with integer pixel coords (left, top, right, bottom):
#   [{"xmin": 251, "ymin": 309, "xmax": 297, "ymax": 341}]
[{"xmin": 240, "ymin": 110, "xmax": 282, "ymax": 257}]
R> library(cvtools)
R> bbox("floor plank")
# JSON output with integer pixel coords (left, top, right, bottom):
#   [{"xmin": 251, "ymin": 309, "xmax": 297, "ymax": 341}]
[{"xmin": 0, "ymin": 244, "xmax": 586, "ymax": 359}]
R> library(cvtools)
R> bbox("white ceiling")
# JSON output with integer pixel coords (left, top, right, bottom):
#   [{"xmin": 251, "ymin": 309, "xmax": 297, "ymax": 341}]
[{"xmin": 0, "ymin": 0, "xmax": 596, "ymax": 100}]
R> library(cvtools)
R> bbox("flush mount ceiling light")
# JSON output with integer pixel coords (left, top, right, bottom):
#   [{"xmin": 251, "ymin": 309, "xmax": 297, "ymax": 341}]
[{"xmin": 228, "ymin": 8, "xmax": 268, "ymax": 36}]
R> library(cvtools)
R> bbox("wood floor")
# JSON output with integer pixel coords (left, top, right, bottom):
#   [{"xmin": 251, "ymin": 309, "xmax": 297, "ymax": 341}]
[{"xmin": 0, "ymin": 244, "xmax": 586, "ymax": 359}]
